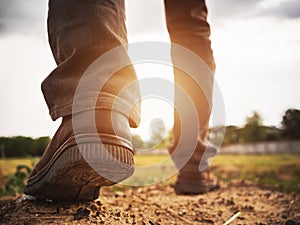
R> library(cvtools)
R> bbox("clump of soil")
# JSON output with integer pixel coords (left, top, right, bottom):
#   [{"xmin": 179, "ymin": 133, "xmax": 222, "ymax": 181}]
[{"xmin": 0, "ymin": 181, "xmax": 299, "ymax": 224}]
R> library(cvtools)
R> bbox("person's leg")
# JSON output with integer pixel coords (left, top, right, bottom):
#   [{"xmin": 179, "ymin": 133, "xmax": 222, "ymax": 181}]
[
  {"xmin": 164, "ymin": 0, "xmax": 218, "ymax": 194},
  {"xmin": 24, "ymin": 0, "xmax": 140, "ymax": 201},
  {"xmin": 44, "ymin": 0, "xmax": 140, "ymax": 125}
]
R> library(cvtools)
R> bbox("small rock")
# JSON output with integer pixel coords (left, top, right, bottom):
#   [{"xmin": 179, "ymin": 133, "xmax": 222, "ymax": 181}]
[
  {"xmin": 247, "ymin": 192, "xmax": 254, "ymax": 196},
  {"xmin": 95, "ymin": 200, "xmax": 102, "ymax": 206},
  {"xmin": 154, "ymin": 209, "xmax": 160, "ymax": 216},
  {"xmin": 226, "ymin": 197, "xmax": 235, "ymax": 205},
  {"xmin": 114, "ymin": 191, "xmax": 124, "ymax": 198},
  {"xmin": 178, "ymin": 211, "xmax": 186, "ymax": 216},
  {"xmin": 242, "ymin": 205, "xmax": 254, "ymax": 211},
  {"xmin": 149, "ymin": 190, "xmax": 160, "ymax": 196},
  {"xmin": 149, "ymin": 220, "xmax": 155, "ymax": 225},
  {"xmin": 90, "ymin": 204, "xmax": 98, "ymax": 212},
  {"xmin": 126, "ymin": 204, "xmax": 132, "ymax": 211},
  {"xmin": 264, "ymin": 191, "xmax": 271, "ymax": 198},
  {"xmin": 115, "ymin": 210, "xmax": 121, "ymax": 217},
  {"xmin": 74, "ymin": 207, "xmax": 90, "ymax": 220},
  {"xmin": 137, "ymin": 188, "xmax": 143, "ymax": 193},
  {"xmin": 277, "ymin": 193, "xmax": 284, "ymax": 198},
  {"xmin": 132, "ymin": 207, "xmax": 139, "ymax": 212},
  {"xmin": 286, "ymin": 220, "xmax": 300, "ymax": 225},
  {"xmin": 202, "ymin": 216, "xmax": 214, "ymax": 223},
  {"xmin": 198, "ymin": 198, "xmax": 207, "ymax": 204},
  {"xmin": 16, "ymin": 195, "xmax": 36, "ymax": 204}
]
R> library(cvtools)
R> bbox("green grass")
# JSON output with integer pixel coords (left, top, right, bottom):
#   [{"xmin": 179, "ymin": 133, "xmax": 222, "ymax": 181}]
[
  {"xmin": 0, "ymin": 157, "xmax": 38, "ymax": 177},
  {"xmin": 0, "ymin": 158, "xmax": 36, "ymax": 196},
  {"xmin": 1, "ymin": 154, "xmax": 299, "ymax": 195},
  {"xmin": 211, "ymin": 154, "xmax": 300, "ymax": 192},
  {"xmin": 134, "ymin": 154, "xmax": 171, "ymax": 166},
  {"xmin": 122, "ymin": 154, "xmax": 177, "ymax": 187}
]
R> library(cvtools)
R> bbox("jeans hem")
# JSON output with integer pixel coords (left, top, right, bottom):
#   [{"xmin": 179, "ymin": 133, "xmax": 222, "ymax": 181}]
[{"xmin": 49, "ymin": 94, "xmax": 140, "ymax": 128}]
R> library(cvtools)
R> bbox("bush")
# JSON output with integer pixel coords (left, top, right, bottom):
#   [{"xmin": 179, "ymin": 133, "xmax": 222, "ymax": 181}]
[{"xmin": 0, "ymin": 164, "xmax": 31, "ymax": 197}]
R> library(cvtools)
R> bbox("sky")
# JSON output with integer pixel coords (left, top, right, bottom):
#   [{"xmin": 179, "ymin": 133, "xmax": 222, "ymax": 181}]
[{"xmin": 0, "ymin": 0, "xmax": 300, "ymax": 139}]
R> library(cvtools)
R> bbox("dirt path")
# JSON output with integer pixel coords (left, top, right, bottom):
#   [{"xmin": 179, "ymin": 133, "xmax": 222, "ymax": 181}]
[{"xmin": 0, "ymin": 181, "xmax": 299, "ymax": 225}]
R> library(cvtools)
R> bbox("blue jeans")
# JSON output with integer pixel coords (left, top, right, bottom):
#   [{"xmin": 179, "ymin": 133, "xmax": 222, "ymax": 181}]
[{"xmin": 42, "ymin": 0, "xmax": 215, "ymax": 143}]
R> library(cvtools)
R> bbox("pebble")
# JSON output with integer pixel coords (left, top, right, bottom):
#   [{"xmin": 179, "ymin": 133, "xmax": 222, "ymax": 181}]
[
  {"xmin": 264, "ymin": 191, "xmax": 271, "ymax": 198},
  {"xmin": 286, "ymin": 220, "xmax": 300, "ymax": 225},
  {"xmin": 74, "ymin": 207, "xmax": 90, "ymax": 220}
]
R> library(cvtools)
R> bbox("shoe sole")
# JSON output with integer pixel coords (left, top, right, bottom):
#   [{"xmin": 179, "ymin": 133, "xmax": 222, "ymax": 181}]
[{"xmin": 24, "ymin": 142, "xmax": 134, "ymax": 201}]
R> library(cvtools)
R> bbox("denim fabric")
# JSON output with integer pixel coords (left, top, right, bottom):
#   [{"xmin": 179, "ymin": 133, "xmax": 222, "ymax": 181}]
[
  {"xmin": 42, "ymin": 0, "xmax": 140, "ymax": 127},
  {"xmin": 42, "ymin": 0, "xmax": 215, "ymax": 139},
  {"xmin": 165, "ymin": 0, "xmax": 215, "ymax": 143}
]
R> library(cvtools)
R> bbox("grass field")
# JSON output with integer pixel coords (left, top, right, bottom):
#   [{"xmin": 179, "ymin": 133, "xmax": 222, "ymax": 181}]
[
  {"xmin": 0, "ymin": 157, "xmax": 39, "ymax": 177},
  {"xmin": 1, "ymin": 154, "xmax": 299, "ymax": 195},
  {"xmin": 212, "ymin": 154, "xmax": 300, "ymax": 192}
]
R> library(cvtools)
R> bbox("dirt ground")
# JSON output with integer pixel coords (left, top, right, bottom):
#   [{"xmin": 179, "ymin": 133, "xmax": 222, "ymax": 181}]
[{"xmin": 0, "ymin": 180, "xmax": 299, "ymax": 225}]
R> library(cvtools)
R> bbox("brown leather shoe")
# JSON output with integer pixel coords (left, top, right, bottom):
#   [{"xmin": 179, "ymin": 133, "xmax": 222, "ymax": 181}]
[
  {"xmin": 24, "ymin": 110, "xmax": 134, "ymax": 201},
  {"xmin": 169, "ymin": 141, "xmax": 219, "ymax": 195},
  {"xmin": 174, "ymin": 169, "xmax": 219, "ymax": 195}
]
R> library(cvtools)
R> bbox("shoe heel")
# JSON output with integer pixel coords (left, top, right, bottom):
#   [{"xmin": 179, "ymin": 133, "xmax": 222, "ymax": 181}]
[{"xmin": 24, "ymin": 143, "xmax": 134, "ymax": 201}]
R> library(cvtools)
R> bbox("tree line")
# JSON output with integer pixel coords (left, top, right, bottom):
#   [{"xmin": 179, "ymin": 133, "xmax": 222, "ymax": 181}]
[
  {"xmin": 210, "ymin": 108, "xmax": 300, "ymax": 146},
  {"xmin": 0, "ymin": 108, "xmax": 299, "ymax": 157},
  {"xmin": 0, "ymin": 136, "xmax": 50, "ymax": 158}
]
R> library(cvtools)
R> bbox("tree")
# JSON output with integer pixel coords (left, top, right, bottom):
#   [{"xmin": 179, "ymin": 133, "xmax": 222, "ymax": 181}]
[
  {"xmin": 241, "ymin": 111, "xmax": 265, "ymax": 143},
  {"xmin": 31, "ymin": 137, "xmax": 51, "ymax": 156},
  {"xmin": 281, "ymin": 108, "xmax": 300, "ymax": 140},
  {"xmin": 213, "ymin": 125, "xmax": 239, "ymax": 145},
  {"xmin": 0, "ymin": 136, "xmax": 50, "ymax": 157},
  {"xmin": 149, "ymin": 118, "xmax": 166, "ymax": 146},
  {"xmin": 245, "ymin": 111, "xmax": 263, "ymax": 127}
]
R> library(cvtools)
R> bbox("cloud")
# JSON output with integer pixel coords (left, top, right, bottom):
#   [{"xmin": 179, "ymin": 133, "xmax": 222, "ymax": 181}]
[
  {"xmin": 208, "ymin": 0, "xmax": 300, "ymax": 21},
  {"xmin": 208, "ymin": 0, "xmax": 263, "ymax": 19},
  {"xmin": 0, "ymin": 0, "xmax": 299, "ymax": 36},
  {"xmin": 0, "ymin": 0, "xmax": 47, "ymax": 34},
  {"xmin": 259, "ymin": 0, "xmax": 300, "ymax": 19},
  {"xmin": 0, "ymin": 0, "xmax": 167, "ymax": 37}
]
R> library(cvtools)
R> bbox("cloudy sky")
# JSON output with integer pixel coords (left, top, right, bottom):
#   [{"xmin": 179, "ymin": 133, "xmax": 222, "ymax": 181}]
[{"xmin": 0, "ymin": 0, "xmax": 299, "ymax": 138}]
